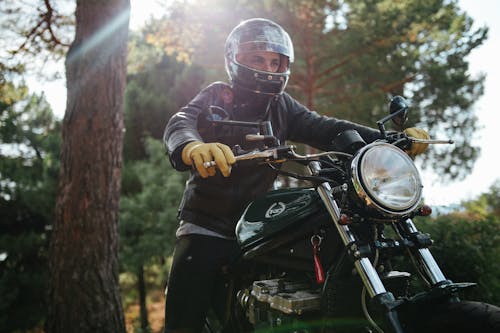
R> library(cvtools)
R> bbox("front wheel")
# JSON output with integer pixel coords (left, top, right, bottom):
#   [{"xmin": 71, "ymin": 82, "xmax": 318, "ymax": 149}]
[{"xmin": 402, "ymin": 301, "xmax": 500, "ymax": 333}]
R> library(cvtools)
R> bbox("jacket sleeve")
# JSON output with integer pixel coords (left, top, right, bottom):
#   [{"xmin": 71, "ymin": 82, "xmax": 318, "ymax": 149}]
[
  {"xmin": 282, "ymin": 94, "xmax": 381, "ymax": 151},
  {"xmin": 164, "ymin": 85, "xmax": 216, "ymax": 171}
]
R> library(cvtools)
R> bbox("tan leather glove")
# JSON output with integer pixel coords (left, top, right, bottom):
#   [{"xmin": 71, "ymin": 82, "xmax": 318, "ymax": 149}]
[
  {"xmin": 181, "ymin": 141, "xmax": 236, "ymax": 178},
  {"xmin": 404, "ymin": 127, "xmax": 430, "ymax": 158}
]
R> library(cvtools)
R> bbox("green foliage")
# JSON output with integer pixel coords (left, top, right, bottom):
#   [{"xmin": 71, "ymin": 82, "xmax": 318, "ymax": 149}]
[
  {"xmin": 415, "ymin": 214, "xmax": 500, "ymax": 305},
  {"xmin": 0, "ymin": 77, "xmax": 60, "ymax": 331},
  {"xmin": 121, "ymin": 29, "xmax": 205, "ymax": 328},
  {"xmin": 0, "ymin": 229, "xmax": 48, "ymax": 331},
  {"xmin": 124, "ymin": 31, "xmax": 206, "ymax": 161},
  {"xmin": 119, "ymin": 138, "xmax": 185, "ymax": 275},
  {"xmin": 119, "ymin": 136, "xmax": 186, "ymax": 331},
  {"xmin": 463, "ymin": 179, "xmax": 500, "ymax": 218}
]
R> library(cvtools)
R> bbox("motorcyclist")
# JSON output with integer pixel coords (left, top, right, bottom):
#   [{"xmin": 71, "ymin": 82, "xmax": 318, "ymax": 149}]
[{"xmin": 163, "ymin": 18, "xmax": 429, "ymax": 333}]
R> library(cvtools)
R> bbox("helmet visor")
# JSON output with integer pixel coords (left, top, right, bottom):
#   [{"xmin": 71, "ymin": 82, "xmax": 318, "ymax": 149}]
[
  {"xmin": 235, "ymin": 51, "xmax": 290, "ymax": 74},
  {"xmin": 237, "ymin": 41, "xmax": 293, "ymax": 61}
]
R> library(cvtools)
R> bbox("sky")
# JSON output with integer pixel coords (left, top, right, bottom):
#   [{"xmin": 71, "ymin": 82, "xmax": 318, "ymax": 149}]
[{"xmin": 28, "ymin": 0, "xmax": 500, "ymax": 206}]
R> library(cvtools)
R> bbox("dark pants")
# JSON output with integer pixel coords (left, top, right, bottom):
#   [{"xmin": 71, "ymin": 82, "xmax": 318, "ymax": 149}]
[{"xmin": 164, "ymin": 234, "xmax": 240, "ymax": 333}]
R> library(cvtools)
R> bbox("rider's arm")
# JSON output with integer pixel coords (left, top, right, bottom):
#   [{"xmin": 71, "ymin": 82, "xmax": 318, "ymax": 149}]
[
  {"xmin": 164, "ymin": 84, "xmax": 218, "ymax": 171},
  {"xmin": 280, "ymin": 94, "xmax": 382, "ymax": 150}
]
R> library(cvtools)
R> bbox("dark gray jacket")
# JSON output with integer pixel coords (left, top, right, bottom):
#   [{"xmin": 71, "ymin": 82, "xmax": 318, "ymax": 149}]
[{"xmin": 164, "ymin": 82, "xmax": 380, "ymax": 237}]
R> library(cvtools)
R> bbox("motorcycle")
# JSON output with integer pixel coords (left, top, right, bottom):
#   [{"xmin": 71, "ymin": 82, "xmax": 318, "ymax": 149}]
[{"xmin": 200, "ymin": 96, "xmax": 500, "ymax": 333}]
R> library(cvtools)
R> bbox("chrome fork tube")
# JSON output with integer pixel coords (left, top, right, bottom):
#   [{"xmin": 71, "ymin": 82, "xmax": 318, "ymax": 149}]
[
  {"xmin": 404, "ymin": 219, "xmax": 447, "ymax": 285},
  {"xmin": 310, "ymin": 161, "xmax": 387, "ymax": 298}
]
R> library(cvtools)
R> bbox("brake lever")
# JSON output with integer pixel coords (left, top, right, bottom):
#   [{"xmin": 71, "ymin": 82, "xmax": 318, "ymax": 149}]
[
  {"xmin": 234, "ymin": 150, "xmax": 276, "ymax": 162},
  {"xmin": 386, "ymin": 132, "xmax": 454, "ymax": 150},
  {"xmin": 409, "ymin": 138, "xmax": 454, "ymax": 144},
  {"xmin": 202, "ymin": 149, "xmax": 277, "ymax": 169}
]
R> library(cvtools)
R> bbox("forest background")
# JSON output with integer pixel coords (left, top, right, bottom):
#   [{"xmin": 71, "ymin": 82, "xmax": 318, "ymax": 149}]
[{"xmin": 1, "ymin": 0, "xmax": 499, "ymax": 332}]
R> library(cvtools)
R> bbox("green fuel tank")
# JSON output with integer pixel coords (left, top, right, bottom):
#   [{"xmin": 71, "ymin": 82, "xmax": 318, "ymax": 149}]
[{"xmin": 236, "ymin": 188, "xmax": 327, "ymax": 250}]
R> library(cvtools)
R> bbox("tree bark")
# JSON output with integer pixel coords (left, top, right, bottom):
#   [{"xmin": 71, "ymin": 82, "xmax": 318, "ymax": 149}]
[
  {"xmin": 47, "ymin": 1, "xmax": 130, "ymax": 332},
  {"xmin": 138, "ymin": 265, "xmax": 150, "ymax": 331}
]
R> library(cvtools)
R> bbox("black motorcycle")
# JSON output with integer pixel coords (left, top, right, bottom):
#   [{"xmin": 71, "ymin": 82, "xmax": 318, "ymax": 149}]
[{"xmin": 201, "ymin": 96, "xmax": 500, "ymax": 333}]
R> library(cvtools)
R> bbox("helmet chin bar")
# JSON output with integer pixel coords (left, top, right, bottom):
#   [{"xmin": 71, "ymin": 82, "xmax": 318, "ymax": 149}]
[{"xmin": 228, "ymin": 60, "xmax": 289, "ymax": 95}]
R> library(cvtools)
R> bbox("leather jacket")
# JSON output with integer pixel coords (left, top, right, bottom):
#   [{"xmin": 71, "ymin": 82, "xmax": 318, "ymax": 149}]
[{"xmin": 164, "ymin": 82, "xmax": 381, "ymax": 238}]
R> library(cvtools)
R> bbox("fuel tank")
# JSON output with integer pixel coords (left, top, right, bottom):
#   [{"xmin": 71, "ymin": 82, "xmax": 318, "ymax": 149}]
[{"xmin": 235, "ymin": 188, "xmax": 339, "ymax": 270}]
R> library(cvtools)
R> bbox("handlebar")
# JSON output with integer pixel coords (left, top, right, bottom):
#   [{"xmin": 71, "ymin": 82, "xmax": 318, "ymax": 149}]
[
  {"xmin": 202, "ymin": 146, "xmax": 352, "ymax": 169},
  {"xmin": 201, "ymin": 133, "xmax": 454, "ymax": 169}
]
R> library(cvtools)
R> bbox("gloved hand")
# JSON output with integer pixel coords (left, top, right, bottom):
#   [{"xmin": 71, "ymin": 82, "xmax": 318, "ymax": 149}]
[
  {"xmin": 182, "ymin": 141, "xmax": 236, "ymax": 178},
  {"xmin": 404, "ymin": 127, "xmax": 430, "ymax": 158}
]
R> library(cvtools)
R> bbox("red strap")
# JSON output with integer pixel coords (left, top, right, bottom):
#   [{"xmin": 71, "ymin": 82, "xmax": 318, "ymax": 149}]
[{"xmin": 312, "ymin": 237, "xmax": 325, "ymax": 284}]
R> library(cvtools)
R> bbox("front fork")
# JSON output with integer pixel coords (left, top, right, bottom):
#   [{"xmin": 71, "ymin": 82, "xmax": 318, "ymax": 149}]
[
  {"xmin": 309, "ymin": 162, "xmax": 448, "ymax": 332},
  {"xmin": 402, "ymin": 219, "xmax": 447, "ymax": 284}
]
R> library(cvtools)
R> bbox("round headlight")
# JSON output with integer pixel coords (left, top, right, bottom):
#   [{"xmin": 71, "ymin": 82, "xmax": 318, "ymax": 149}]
[{"xmin": 352, "ymin": 143, "xmax": 422, "ymax": 215}]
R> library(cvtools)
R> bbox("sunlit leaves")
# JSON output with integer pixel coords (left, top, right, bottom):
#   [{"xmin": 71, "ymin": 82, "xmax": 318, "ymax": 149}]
[{"xmin": 142, "ymin": 9, "xmax": 204, "ymax": 64}]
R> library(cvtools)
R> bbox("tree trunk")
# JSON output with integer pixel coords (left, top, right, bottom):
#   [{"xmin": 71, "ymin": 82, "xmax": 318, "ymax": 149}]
[
  {"xmin": 47, "ymin": 1, "xmax": 130, "ymax": 332},
  {"xmin": 138, "ymin": 265, "xmax": 150, "ymax": 331}
]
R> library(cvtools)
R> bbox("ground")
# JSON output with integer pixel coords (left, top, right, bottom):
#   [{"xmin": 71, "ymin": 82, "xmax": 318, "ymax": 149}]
[{"xmin": 125, "ymin": 290, "xmax": 165, "ymax": 333}]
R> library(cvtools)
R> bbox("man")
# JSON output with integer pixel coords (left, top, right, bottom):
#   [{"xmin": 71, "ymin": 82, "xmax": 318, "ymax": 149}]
[{"xmin": 163, "ymin": 18, "xmax": 428, "ymax": 333}]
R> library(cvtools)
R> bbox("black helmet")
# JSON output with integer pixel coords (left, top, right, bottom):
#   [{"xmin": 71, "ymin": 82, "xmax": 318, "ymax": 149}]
[{"xmin": 224, "ymin": 18, "xmax": 294, "ymax": 95}]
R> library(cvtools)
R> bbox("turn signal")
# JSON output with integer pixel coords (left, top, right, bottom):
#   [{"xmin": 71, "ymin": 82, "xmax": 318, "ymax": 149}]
[
  {"xmin": 339, "ymin": 214, "xmax": 353, "ymax": 225},
  {"xmin": 418, "ymin": 205, "xmax": 432, "ymax": 216}
]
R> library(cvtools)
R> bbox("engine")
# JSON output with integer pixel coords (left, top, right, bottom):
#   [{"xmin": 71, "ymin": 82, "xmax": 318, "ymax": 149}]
[{"xmin": 237, "ymin": 278, "xmax": 321, "ymax": 328}]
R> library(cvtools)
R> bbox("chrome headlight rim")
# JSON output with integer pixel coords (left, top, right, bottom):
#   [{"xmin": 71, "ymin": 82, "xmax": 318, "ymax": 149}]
[{"xmin": 351, "ymin": 142, "xmax": 423, "ymax": 216}]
